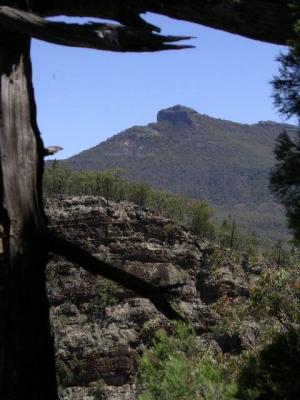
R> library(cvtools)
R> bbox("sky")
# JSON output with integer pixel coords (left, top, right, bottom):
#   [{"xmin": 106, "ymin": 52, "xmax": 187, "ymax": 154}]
[{"xmin": 31, "ymin": 13, "xmax": 290, "ymax": 159}]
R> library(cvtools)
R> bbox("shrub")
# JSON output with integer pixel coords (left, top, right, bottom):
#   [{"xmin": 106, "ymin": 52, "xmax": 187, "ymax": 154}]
[
  {"xmin": 138, "ymin": 322, "xmax": 236, "ymax": 400},
  {"xmin": 250, "ymin": 267, "xmax": 300, "ymax": 327},
  {"xmin": 91, "ymin": 278, "xmax": 123, "ymax": 312}
]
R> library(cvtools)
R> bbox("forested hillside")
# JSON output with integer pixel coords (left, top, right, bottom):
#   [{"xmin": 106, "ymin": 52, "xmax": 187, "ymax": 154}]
[{"xmin": 61, "ymin": 105, "xmax": 296, "ymax": 242}]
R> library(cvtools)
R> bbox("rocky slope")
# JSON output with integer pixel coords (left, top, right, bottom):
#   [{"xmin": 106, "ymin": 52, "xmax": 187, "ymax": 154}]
[{"xmin": 46, "ymin": 196, "xmax": 267, "ymax": 399}]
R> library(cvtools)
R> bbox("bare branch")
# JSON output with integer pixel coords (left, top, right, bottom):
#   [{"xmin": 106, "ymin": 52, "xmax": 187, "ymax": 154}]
[
  {"xmin": 36, "ymin": 0, "xmax": 297, "ymax": 46},
  {"xmin": 43, "ymin": 146, "xmax": 63, "ymax": 156},
  {"xmin": 0, "ymin": 6, "xmax": 193, "ymax": 52},
  {"xmin": 48, "ymin": 234, "xmax": 184, "ymax": 321}
]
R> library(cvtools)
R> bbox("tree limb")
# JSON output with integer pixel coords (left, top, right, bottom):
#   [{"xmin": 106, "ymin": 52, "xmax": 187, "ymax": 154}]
[
  {"xmin": 43, "ymin": 146, "xmax": 63, "ymax": 156},
  {"xmin": 48, "ymin": 234, "xmax": 184, "ymax": 320},
  {"xmin": 0, "ymin": 6, "xmax": 193, "ymax": 52},
  {"xmin": 35, "ymin": 0, "xmax": 298, "ymax": 45}
]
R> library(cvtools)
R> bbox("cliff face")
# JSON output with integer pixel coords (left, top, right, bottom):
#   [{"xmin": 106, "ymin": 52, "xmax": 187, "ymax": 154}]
[{"xmin": 46, "ymin": 197, "xmax": 262, "ymax": 399}]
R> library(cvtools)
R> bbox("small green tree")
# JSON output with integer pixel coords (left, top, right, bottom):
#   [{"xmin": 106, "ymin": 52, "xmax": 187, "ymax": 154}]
[
  {"xmin": 128, "ymin": 182, "xmax": 152, "ymax": 208},
  {"xmin": 44, "ymin": 161, "xmax": 74, "ymax": 196},
  {"xmin": 188, "ymin": 201, "xmax": 215, "ymax": 240},
  {"xmin": 78, "ymin": 170, "xmax": 97, "ymax": 195},
  {"xmin": 217, "ymin": 217, "xmax": 238, "ymax": 250},
  {"xmin": 95, "ymin": 169, "xmax": 124, "ymax": 206}
]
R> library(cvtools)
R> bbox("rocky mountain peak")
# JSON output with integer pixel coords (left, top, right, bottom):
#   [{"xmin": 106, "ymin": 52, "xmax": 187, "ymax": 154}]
[{"xmin": 157, "ymin": 105, "xmax": 199, "ymax": 125}]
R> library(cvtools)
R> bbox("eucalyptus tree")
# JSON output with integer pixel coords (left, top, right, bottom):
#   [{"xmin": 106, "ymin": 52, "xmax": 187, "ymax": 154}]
[{"xmin": 0, "ymin": 1, "xmax": 298, "ymax": 399}]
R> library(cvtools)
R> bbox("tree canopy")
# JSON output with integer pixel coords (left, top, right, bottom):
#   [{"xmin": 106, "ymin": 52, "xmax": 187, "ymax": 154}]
[
  {"xmin": 270, "ymin": 131, "xmax": 300, "ymax": 240},
  {"xmin": 271, "ymin": 16, "xmax": 300, "ymax": 241}
]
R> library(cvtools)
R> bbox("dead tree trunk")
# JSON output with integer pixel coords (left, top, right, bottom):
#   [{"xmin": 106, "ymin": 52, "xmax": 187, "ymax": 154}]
[{"xmin": 0, "ymin": 32, "xmax": 57, "ymax": 399}]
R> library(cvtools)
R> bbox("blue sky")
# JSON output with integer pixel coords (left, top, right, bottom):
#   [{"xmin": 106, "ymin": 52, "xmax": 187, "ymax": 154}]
[{"xmin": 31, "ymin": 13, "xmax": 290, "ymax": 159}]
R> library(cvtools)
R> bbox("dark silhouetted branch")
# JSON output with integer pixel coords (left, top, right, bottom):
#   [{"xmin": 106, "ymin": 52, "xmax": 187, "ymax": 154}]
[
  {"xmin": 160, "ymin": 282, "xmax": 185, "ymax": 293},
  {"xmin": 36, "ymin": 0, "xmax": 298, "ymax": 46},
  {"xmin": 0, "ymin": 6, "xmax": 193, "ymax": 52},
  {"xmin": 48, "ymin": 234, "xmax": 184, "ymax": 320}
]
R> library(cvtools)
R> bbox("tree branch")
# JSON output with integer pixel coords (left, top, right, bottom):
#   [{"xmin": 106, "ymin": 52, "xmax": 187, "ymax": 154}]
[
  {"xmin": 47, "ymin": 234, "xmax": 184, "ymax": 320},
  {"xmin": 43, "ymin": 146, "xmax": 63, "ymax": 157},
  {"xmin": 0, "ymin": 6, "xmax": 193, "ymax": 52},
  {"xmin": 36, "ymin": 0, "xmax": 298, "ymax": 46}
]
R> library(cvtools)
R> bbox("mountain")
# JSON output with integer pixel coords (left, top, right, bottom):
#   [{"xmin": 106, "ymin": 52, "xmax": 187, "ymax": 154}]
[{"xmin": 65, "ymin": 105, "xmax": 295, "ymax": 241}]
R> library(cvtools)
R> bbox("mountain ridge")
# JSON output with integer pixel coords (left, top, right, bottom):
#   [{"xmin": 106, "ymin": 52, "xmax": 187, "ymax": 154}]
[
  {"xmin": 64, "ymin": 105, "xmax": 295, "ymax": 241},
  {"xmin": 70, "ymin": 106, "xmax": 292, "ymax": 160}
]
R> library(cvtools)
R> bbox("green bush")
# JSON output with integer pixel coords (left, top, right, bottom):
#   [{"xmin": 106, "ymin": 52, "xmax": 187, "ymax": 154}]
[
  {"xmin": 250, "ymin": 267, "xmax": 300, "ymax": 328},
  {"xmin": 91, "ymin": 278, "xmax": 123, "ymax": 312},
  {"xmin": 138, "ymin": 322, "xmax": 237, "ymax": 400}
]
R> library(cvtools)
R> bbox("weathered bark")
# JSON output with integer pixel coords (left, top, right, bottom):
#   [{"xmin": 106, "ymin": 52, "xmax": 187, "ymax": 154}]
[
  {"xmin": 0, "ymin": 33, "xmax": 57, "ymax": 399},
  {"xmin": 36, "ymin": 0, "xmax": 298, "ymax": 46}
]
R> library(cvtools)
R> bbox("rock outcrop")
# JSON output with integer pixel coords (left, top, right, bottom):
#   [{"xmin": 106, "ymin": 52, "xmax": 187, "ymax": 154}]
[
  {"xmin": 157, "ymin": 105, "xmax": 198, "ymax": 125},
  {"xmin": 46, "ymin": 196, "xmax": 263, "ymax": 399}
]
